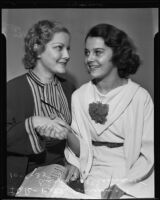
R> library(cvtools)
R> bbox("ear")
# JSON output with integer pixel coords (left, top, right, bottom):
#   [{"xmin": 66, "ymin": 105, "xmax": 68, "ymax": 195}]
[
  {"xmin": 33, "ymin": 44, "xmax": 41, "ymax": 58},
  {"xmin": 33, "ymin": 44, "xmax": 39, "ymax": 51}
]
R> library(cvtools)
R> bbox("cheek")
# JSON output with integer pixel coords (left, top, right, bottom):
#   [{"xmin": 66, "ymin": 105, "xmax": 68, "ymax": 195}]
[
  {"xmin": 46, "ymin": 49, "xmax": 61, "ymax": 61},
  {"xmin": 84, "ymin": 58, "xmax": 88, "ymax": 65},
  {"xmin": 41, "ymin": 54, "xmax": 57, "ymax": 67},
  {"xmin": 48, "ymin": 54, "xmax": 60, "ymax": 65},
  {"xmin": 54, "ymin": 53, "xmax": 63, "ymax": 62},
  {"xmin": 101, "ymin": 55, "xmax": 112, "ymax": 65}
]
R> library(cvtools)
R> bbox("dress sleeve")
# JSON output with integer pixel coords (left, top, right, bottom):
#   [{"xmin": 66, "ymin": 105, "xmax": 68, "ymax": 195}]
[
  {"xmin": 25, "ymin": 117, "xmax": 45, "ymax": 153},
  {"xmin": 7, "ymin": 80, "xmax": 45, "ymax": 155},
  {"xmin": 117, "ymin": 90, "xmax": 154, "ymax": 197},
  {"xmin": 65, "ymin": 91, "xmax": 92, "ymax": 182},
  {"xmin": 127, "ymin": 92, "xmax": 154, "ymax": 180},
  {"xmin": 64, "ymin": 93, "xmax": 80, "ymax": 169}
]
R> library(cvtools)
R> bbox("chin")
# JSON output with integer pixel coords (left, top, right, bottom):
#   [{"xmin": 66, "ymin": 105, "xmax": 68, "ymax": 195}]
[
  {"xmin": 56, "ymin": 69, "xmax": 67, "ymax": 74},
  {"xmin": 90, "ymin": 71, "xmax": 102, "ymax": 79},
  {"xmin": 51, "ymin": 64, "xmax": 67, "ymax": 74}
]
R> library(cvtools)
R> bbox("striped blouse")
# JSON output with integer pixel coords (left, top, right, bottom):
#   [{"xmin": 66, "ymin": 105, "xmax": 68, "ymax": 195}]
[{"xmin": 25, "ymin": 70, "xmax": 71, "ymax": 154}]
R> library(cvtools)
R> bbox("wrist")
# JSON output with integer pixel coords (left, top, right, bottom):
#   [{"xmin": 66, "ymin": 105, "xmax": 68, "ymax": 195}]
[
  {"xmin": 32, "ymin": 116, "xmax": 39, "ymax": 129},
  {"xmin": 32, "ymin": 116, "xmax": 46, "ymax": 128}
]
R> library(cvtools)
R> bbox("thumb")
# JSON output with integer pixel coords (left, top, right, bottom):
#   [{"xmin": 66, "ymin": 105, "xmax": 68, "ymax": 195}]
[{"xmin": 65, "ymin": 166, "xmax": 74, "ymax": 183}]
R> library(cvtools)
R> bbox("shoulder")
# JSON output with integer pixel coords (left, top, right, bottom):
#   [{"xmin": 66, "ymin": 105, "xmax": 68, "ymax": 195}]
[
  {"xmin": 131, "ymin": 79, "xmax": 153, "ymax": 105},
  {"xmin": 7, "ymin": 73, "xmax": 32, "ymax": 100},
  {"xmin": 72, "ymin": 81, "xmax": 91, "ymax": 99},
  {"xmin": 137, "ymin": 87, "xmax": 153, "ymax": 107},
  {"xmin": 7, "ymin": 73, "xmax": 28, "ymax": 89}
]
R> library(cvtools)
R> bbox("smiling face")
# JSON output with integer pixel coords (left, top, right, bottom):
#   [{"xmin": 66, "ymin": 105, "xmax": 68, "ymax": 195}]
[
  {"xmin": 37, "ymin": 32, "xmax": 70, "ymax": 75},
  {"xmin": 85, "ymin": 37, "xmax": 116, "ymax": 80}
]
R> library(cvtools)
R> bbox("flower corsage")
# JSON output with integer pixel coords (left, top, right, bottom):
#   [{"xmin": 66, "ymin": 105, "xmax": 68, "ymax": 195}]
[{"xmin": 89, "ymin": 101, "xmax": 109, "ymax": 124}]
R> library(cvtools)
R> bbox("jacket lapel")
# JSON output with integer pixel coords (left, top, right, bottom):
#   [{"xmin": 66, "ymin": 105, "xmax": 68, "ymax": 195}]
[{"xmin": 81, "ymin": 80, "xmax": 140, "ymax": 135}]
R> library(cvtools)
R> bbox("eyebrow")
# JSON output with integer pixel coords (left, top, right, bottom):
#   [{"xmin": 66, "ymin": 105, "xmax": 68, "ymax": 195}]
[
  {"xmin": 50, "ymin": 42, "xmax": 65, "ymax": 46},
  {"xmin": 85, "ymin": 47, "xmax": 105, "ymax": 51}
]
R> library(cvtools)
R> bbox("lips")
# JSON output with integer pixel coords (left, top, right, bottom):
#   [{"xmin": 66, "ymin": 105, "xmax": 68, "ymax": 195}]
[
  {"xmin": 59, "ymin": 62, "xmax": 67, "ymax": 65},
  {"xmin": 88, "ymin": 64, "xmax": 100, "ymax": 71},
  {"xmin": 58, "ymin": 61, "xmax": 68, "ymax": 66},
  {"xmin": 58, "ymin": 59, "xmax": 69, "ymax": 65},
  {"xmin": 89, "ymin": 65, "xmax": 99, "ymax": 68}
]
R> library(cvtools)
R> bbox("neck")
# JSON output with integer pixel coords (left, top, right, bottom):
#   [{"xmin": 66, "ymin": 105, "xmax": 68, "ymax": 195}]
[
  {"xmin": 94, "ymin": 75, "xmax": 126, "ymax": 94},
  {"xmin": 33, "ymin": 65, "xmax": 54, "ymax": 84}
]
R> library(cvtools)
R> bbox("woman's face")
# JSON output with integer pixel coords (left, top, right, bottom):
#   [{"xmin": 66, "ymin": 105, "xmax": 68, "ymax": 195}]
[
  {"xmin": 38, "ymin": 32, "xmax": 70, "ymax": 74},
  {"xmin": 85, "ymin": 36, "xmax": 115, "ymax": 80}
]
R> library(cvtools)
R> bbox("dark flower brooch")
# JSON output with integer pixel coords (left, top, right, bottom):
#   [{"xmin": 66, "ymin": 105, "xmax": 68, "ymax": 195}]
[{"xmin": 89, "ymin": 101, "xmax": 109, "ymax": 124}]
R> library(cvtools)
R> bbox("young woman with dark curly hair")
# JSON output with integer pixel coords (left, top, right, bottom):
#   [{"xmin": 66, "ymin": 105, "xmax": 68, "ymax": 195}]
[
  {"xmin": 65, "ymin": 23, "xmax": 154, "ymax": 198},
  {"xmin": 7, "ymin": 20, "xmax": 80, "ymax": 196}
]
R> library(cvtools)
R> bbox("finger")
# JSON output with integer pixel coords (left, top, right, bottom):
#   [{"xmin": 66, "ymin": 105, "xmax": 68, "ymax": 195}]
[
  {"xmin": 51, "ymin": 118, "xmax": 70, "ymax": 133},
  {"xmin": 56, "ymin": 126, "xmax": 69, "ymax": 135},
  {"xmin": 49, "ymin": 128, "xmax": 56, "ymax": 138},
  {"xmin": 43, "ymin": 126, "xmax": 52, "ymax": 137},
  {"xmin": 53, "ymin": 124, "xmax": 64, "ymax": 133},
  {"xmin": 62, "ymin": 131, "xmax": 67, "ymax": 139},
  {"xmin": 50, "ymin": 129, "xmax": 64, "ymax": 140},
  {"xmin": 65, "ymin": 167, "xmax": 75, "ymax": 183},
  {"xmin": 70, "ymin": 174, "xmax": 78, "ymax": 181},
  {"xmin": 54, "ymin": 132, "xmax": 65, "ymax": 140},
  {"xmin": 59, "ymin": 130, "xmax": 67, "ymax": 139},
  {"xmin": 37, "ymin": 125, "xmax": 47, "ymax": 136},
  {"xmin": 36, "ymin": 126, "xmax": 41, "ymax": 133},
  {"xmin": 60, "ymin": 132, "xmax": 67, "ymax": 140},
  {"xmin": 49, "ymin": 124, "xmax": 67, "ymax": 139},
  {"xmin": 47, "ymin": 126, "xmax": 55, "ymax": 137},
  {"xmin": 54, "ymin": 132, "xmax": 60, "ymax": 139},
  {"xmin": 36, "ymin": 127, "xmax": 45, "ymax": 138},
  {"xmin": 70, "ymin": 169, "xmax": 79, "ymax": 181},
  {"xmin": 54, "ymin": 118, "xmax": 70, "ymax": 129},
  {"xmin": 58, "ymin": 129, "xmax": 68, "ymax": 139}
]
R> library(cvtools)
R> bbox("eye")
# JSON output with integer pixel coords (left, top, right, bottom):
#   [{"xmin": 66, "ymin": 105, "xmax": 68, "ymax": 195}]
[
  {"xmin": 55, "ymin": 45, "xmax": 63, "ymax": 51},
  {"xmin": 67, "ymin": 46, "xmax": 70, "ymax": 51},
  {"xmin": 95, "ymin": 50, "xmax": 103, "ymax": 56},
  {"xmin": 84, "ymin": 50, "xmax": 90, "ymax": 57}
]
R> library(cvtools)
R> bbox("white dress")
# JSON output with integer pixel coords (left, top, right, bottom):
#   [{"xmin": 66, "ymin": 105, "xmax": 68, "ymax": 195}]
[
  {"xmin": 65, "ymin": 79, "xmax": 154, "ymax": 198},
  {"xmin": 84, "ymin": 82, "xmax": 127, "ymax": 198}
]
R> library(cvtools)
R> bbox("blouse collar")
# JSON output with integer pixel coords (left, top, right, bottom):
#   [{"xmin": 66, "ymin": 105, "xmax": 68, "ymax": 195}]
[{"xmin": 28, "ymin": 70, "xmax": 58, "ymax": 87}]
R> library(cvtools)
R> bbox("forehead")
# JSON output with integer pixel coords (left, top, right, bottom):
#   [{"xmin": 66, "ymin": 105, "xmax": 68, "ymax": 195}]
[
  {"xmin": 85, "ymin": 37, "xmax": 106, "ymax": 49},
  {"xmin": 49, "ymin": 32, "xmax": 70, "ymax": 44}
]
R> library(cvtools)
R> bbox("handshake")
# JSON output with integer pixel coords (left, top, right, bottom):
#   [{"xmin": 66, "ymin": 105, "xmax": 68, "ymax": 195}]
[{"xmin": 32, "ymin": 115, "xmax": 72, "ymax": 140}]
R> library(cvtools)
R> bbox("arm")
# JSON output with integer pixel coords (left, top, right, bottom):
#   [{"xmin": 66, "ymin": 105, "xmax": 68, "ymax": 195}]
[
  {"xmin": 36, "ymin": 116, "xmax": 80, "ymax": 157},
  {"xmin": 7, "ymin": 79, "xmax": 45, "ymax": 155},
  {"xmin": 65, "ymin": 91, "xmax": 91, "ymax": 170},
  {"xmin": 64, "ymin": 93, "xmax": 82, "ymax": 169},
  {"xmin": 67, "ymin": 130, "xmax": 80, "ymax": 157},
  {"xmin": 127, "ymin": 91, "xmax": 154, "ymax": 180},
  {"xmin": 117, "ymin": 90, "xmax": 154, "ymax": 197}
]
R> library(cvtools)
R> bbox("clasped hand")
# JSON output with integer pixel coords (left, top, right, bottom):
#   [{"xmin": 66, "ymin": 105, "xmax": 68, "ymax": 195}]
[
  {"xmin": 33, "ymin": 116, "xmax": 71, "ymax": 140},
  {"xmin": 65, "ymin": 163, "xmax": 80, "ymax": 183}
]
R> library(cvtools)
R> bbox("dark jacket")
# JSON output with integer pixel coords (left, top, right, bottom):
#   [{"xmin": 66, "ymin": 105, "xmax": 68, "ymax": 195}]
[{"xmin": 7, "ymin": 73, "xmax": 75, "ymax": 196}]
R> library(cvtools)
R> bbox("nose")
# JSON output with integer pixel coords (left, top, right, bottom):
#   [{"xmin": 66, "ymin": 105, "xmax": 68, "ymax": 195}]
[
  {"xmin": 87, "ymin": 52, "xmax": 95, "ymax": 62},
  {"xmin": 63, "ymin": 48, "xmax": 70, "ymax": 60}
]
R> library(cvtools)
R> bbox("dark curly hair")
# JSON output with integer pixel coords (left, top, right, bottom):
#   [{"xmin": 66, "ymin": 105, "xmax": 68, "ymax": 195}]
[
  {"xmin": 23, "ymin": 20, "xmax": 70, "ymax": 69},
  {"xmin": 85, "ymin": 24, "xmax": 141, "ymax": 78}
]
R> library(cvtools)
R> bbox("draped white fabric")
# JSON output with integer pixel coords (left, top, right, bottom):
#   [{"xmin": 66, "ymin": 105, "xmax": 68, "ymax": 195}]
[{"xmin": 65, "ymin": 79, "xmax": 154, "ymax": 198}]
